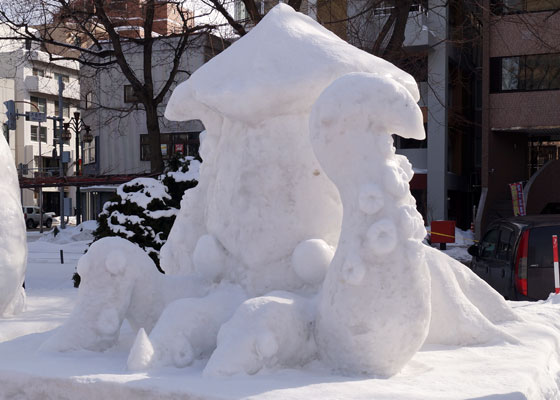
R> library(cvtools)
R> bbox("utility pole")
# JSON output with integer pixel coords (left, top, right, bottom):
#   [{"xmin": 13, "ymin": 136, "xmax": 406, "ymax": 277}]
[{"xmin": 38, "ymin": 118, "xmax": 43, "ymax": 233}]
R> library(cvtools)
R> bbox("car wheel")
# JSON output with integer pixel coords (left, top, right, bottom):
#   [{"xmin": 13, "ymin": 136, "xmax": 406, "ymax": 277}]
[
  {"xmin": 45, "ymin": 219, "xmax": 52, "ymax": 228},
  {"xmin": 26, "ymin": 219, "xmax": 34, "ymax": 229}
]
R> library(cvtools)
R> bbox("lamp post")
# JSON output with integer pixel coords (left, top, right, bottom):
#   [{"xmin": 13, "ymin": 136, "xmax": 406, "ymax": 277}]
[{"xmin": 63, "ymin": 111, "xmax": 93, "ymax": 225}]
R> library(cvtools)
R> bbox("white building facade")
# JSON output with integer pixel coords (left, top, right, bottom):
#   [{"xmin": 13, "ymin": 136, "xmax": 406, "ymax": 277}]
[{"xmin": 0, "ymin": 31, "xmax": 82, "ymax": 215}]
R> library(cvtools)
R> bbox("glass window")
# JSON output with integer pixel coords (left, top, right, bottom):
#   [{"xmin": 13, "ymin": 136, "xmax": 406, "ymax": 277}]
[
  {"xmin": 124, "ymin": 85, "xmax": 139, "ymax": 103},
  {"xmin": 30, "ymin": 125, "xmax": 47, "ymax": 143},
  {"xmin": 54, "ymin": 73, "xmax": 70, "ymax": 83},
  {"xmin": 528, "ymin": 226, "xmax": 560, "ymax": 267},
  {"xmin": 496, "ymin": 228, "xmax": 515, "ymax": 261},
  {"xmin": 85, "ymin": 92, "xmax": 93, "ymax": 110},
  {"xmin": 84, "ymin": 136, "xmax": 97, "ymax": 164},
  {"xmin": 493, "ymin": 0, "xmax": 560, "ymax": 13},
  {"xmin": 140, "ymin": 134, "xmax": 151, "ymax": 161},
  {"xmin": 32, "ymin": 68, "xmax": 44, "ymax": 77},
  {"xmin": 491, "ymin": 53, "xmax": 560, "ymax": 92},
  {"xmin": 30, "ymin": 96, "xmax": 46, "ymax": 114},
  {"xmin": 55, "ymin": 101, "xmax": 70, "ymax": 118},
  {"xmin": 481, "ymin": 228, "xmax": 500, "ymax": 258}
]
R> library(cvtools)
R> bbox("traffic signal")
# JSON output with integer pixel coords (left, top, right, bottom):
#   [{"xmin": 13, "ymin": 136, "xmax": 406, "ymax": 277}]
[{"xmin": 4, "ymin": 100, "xmax": 16, "ymax": 130}]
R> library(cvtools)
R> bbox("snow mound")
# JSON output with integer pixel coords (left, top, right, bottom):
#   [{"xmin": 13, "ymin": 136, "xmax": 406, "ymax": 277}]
[
  {"xmin": 39, "ymin": 221, "xmax": 97, "ymax": 244},
  {"xmin": 0, "ymin": 133, "xmax": 27, "ymax": 317}
]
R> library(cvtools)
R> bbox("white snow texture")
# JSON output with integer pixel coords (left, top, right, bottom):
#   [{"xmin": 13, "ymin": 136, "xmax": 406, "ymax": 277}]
[
  {"xmin": 44, "ymin": 3, "xmax": 520, "ymax": 380},
  {"xmin": 0, "ymin": 133, "xmax": 27, "ymax": 317}
]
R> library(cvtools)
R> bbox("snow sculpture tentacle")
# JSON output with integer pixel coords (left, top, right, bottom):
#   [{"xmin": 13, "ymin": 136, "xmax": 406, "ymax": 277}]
[
  {"xmin": 0, "ymin": 133, "xmax": 27, "ymax": 317},
  {"xmin": 311, "ymin": 73, "xmax": 431, "ymax": 377},
  {"xmin": 41, "ymin": 237, "xmax": 208, "ymax": 352}
]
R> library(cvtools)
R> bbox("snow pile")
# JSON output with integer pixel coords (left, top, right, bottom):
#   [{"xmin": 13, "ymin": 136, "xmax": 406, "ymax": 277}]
[
  {"xmin": 310, "ymin": 73, "xmax": 430, "ymax": 376},
  {"xmin": 0, "ymin": 133, "xmax": 27, "ymax": 317},
  {"xmin": 42, "ymin": 3, "xmax": 519, "ymax": 381},
  {"xmin": 39, "ymin": 220, "xmax": 97, "ymax": 244}
]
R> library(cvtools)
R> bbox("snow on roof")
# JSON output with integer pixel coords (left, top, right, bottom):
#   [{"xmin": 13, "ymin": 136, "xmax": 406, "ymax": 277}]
[{"xmin": 165, "ymin": 4, "xmax": 419, "ymax": 123}]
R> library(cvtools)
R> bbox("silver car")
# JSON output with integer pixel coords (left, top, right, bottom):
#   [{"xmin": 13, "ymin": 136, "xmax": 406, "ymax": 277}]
[{"xmin": 22, "ymin": 206, "xmax": 55, "ymax": 229}]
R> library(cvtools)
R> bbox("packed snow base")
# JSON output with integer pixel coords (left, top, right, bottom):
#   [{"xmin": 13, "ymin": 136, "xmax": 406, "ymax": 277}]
[
  {"xmin": 37, "ymin": 2, "xmax": 518, "ymax": 384},
  {"xmin": 0, "ymin": 132, "xmax": 27, "ymax": 317}
]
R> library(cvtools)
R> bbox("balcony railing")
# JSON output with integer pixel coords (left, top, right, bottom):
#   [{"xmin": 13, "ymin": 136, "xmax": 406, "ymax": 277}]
[{"xmin": 24, "ymin": 75, "xmax": 80, "ymax": 100}]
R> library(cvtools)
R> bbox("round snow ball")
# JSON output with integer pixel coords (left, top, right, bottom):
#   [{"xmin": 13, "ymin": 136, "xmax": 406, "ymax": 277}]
[
  {"xmin": 341, "ymin": 255, "xmax": 366, "ymax": 285},
  {"xmin": 193, "ymin": 234, "xmax": 226, "ymax": 281},
  {"xmin": 366, "ymin": 219, "xmax": 398, "ymax": 256},
  {"xmin": 173, "ymin": 340, "xmax": 194, "ymax": 368},
  {"xmin": 105, "ymin": 250, "xmax": 127, "ymax": 276},
  {"xmin": 96, "ymin": 308, "xmax": 121, "ymax": 336},
  {"xmin": 359, "ymin": 183, "xmax": 384, "ymax": 215},
  {"xmin": 292, "ymin": 239, "xmax": 334, "ymax": 285}
]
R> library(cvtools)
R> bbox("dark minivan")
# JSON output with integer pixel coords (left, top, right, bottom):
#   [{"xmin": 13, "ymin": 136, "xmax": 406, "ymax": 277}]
[{"xmin": 469, "ymin": 215, "xmax": 560, "ymax": 301}]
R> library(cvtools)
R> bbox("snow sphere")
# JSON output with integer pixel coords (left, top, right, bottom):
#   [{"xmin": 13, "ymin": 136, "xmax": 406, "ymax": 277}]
[
  {"xmin": 193, "ymin": 234, "xmax": 226, "ymax": 281},
  {"xmin": 292, "ymin": 239, "xmax": 334, "ymax": 285},
  {"xmin": 0, "ymin": 133, "xmax": 27, "ymax": 317}
]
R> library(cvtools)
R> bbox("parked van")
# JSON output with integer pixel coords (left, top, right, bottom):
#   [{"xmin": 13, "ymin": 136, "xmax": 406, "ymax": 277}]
[{"xmin": 469, "ymin": 215, "xmax": 560, "ymax": 300}]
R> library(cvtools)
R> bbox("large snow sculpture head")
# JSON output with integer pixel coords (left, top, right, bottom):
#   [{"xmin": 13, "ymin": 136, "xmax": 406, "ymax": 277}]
[
  {"xmin": 161, "ymin": 3, "xmax": 421, "ymax": 296},
  {"xmin": 0, "ymin": 133, "xmax": 27, "ymax": 316}
]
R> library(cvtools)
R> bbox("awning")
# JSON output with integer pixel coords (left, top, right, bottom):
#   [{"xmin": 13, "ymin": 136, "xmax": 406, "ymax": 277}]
[{"xmin": 492, "ymin": 125, "xmax": 560, "ymax": 136}]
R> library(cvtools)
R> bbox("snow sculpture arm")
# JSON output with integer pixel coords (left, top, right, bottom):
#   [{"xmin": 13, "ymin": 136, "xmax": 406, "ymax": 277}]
[
  {"xmin": 310, "ymin": 73, "xmax": 431, "ymax": 377},
  {"xmin": 0, "ymin": 133, "xmax": 27, "ymax": 317},
  {"xmin": 41, "ymin": 237, "xmax": 208, "ymax": 352}
]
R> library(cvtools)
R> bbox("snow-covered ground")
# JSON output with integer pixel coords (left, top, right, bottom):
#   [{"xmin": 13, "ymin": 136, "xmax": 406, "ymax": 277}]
[{"xmin": 1, "ymin": 225, "xmax": 560, "ymax": 399}]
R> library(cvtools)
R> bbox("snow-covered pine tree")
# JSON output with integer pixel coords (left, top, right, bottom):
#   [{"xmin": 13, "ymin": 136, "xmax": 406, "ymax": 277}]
[{"xmin": 91, "ymin": 155, "xmax": 200, "ymax": 272}]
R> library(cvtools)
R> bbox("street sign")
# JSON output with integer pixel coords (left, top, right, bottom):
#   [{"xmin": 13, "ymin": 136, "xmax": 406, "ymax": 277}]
[{"xmin": 25, "ymin": 111, "xmax": 47, "ymax": 122}]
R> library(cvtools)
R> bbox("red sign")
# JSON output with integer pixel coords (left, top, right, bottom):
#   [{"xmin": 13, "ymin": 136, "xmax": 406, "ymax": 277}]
[
  {"xmin": 553, "ymin": 235, "xmax": 559, "ymax": 294},
  {"xmin": 430, "ymin": 220, "xmax": 456, "ymax": 244},
  {"xmin": 174, "ymin": 144, "xmax": 184, "ymax": 154}
]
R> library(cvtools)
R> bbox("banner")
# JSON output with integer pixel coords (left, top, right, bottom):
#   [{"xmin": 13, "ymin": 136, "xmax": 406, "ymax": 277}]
[{"xmin": 509, "ymin": 182, "xmax": 526, "ymax": 216}]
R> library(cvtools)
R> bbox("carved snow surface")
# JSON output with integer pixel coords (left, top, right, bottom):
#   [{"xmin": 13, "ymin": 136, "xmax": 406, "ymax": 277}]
[
  {"xmin": 41, "ymin": 4, "xmax": 521, "ymax": 379},
  {"xmin": 310, "ymin": 73, "xmax": 431, "ymax": 377},
  {"xmin": 0, "ymin": 133, "xmax": 27, "ymax": 317},
  {"xmin": 40, "ymin": 238, "xmax": 208, "ymax": 352},
  {"xmin": 204, "ymin": 292, "xmax": 316, "ymax": 376}
]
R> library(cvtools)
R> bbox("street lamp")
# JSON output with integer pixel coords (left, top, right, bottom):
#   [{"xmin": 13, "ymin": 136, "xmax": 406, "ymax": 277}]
[{"xmin": 64, "ymin": 111, "xmax": 93, "ymax": 225}]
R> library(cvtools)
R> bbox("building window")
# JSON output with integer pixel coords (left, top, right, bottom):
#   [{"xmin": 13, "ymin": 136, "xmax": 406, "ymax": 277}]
[
  {"xmin": 32, "ymin": 68, "xmax": 44, "ymax": 77},
  {"xmin": 492, "ymin": 0, "xmax": 560, "ymax": 14},
  {"xmin": 490, "ymin": 53, "xmax": 560, "ymax": 92},
  {"xmin": 124, "ymin": 85, "xmax": 139, "ymax": 103},
  {"xmin": 55, "ymin": 101, "xmax": 70, "ymax": 118},
  {"xmin": 140, "ymin": 134, "xmax": 151, "ymax": 161},
  {"xmin": 84, "ymin": 136, "xmax": 97, "ymax": 164},
  {"xmin": 140, "ymin": 132, "xmax": 200, "ymax": 161},
  {"xmin": 30, "ymin": 96, "xmax": 47, "ymax": 114},
  {"xmin": 25, "ymin": 39, "xmax": 32, "ymax": 50},
  {"xmin": 31, "ymin": 125, "xmax": 47, "ymax": 143},
  {"xmin": 54, "ymin": 73, "xmax": 70, "ymax": 83},
  {"xmin": 85, "ymin": 91, "xmax": 93, "ymax": 109}
]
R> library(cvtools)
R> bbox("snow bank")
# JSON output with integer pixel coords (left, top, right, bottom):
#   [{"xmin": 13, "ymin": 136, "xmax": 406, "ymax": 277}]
[
  {"xmin": 39, "ymin": 221, "xmax": 97, "ymax": 244},
  {"xmin": 0, "ymin": 133, "xmax": 27, "ymax": 316}
]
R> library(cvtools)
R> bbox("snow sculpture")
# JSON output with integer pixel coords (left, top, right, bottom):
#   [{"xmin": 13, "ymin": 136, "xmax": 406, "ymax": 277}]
[
  {"xmin": 0, "ymin": 133, "xmax": 27, "ymax": 317},
  {"xmin": 43, "ymin": 3, "xmax": 520, "ymax": 378},
  {"xmin": 41, "ymin": 237, "xmax": 208, "ymax": 352},
  {"xmin": 161, "ymin": 2, "xmax": 420, "ymax": 295},
  {"xmin": 310, "ymin": 73, "xmax": 431, "ymax": 376}
]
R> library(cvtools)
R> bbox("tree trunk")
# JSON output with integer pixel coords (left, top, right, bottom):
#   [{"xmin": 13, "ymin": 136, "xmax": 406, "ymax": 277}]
[{"xmin": 145, "ymin": 103, "xmax": 164, "ymax": 173}]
